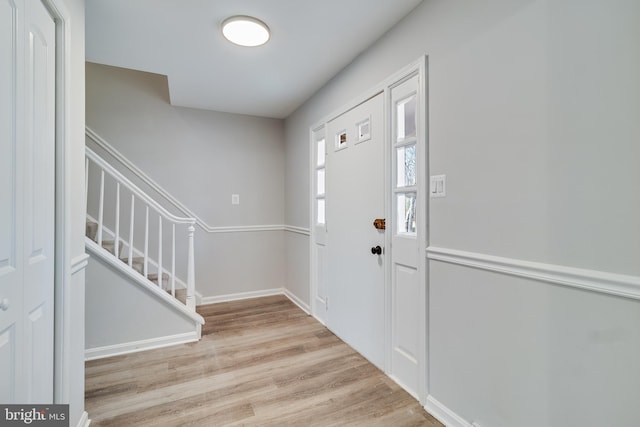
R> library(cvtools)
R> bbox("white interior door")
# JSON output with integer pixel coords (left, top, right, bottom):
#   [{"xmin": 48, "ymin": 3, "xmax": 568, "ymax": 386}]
[
  {"xmin": 325, "ymin": 93, "xmax": 385, "ymax": 369},
  {"xmin": 0, "ymin": 0, "xmax": 56, "ymax": 403}
]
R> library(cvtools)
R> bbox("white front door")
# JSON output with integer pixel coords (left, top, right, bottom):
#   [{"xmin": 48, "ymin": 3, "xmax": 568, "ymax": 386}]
[
  {"xmin": 325, "ymin": 93, "xmax": 385, "ymax": 369},
  {"xmin": 0, "ymin": 0, "xmax": 56, "ymax": 403}
]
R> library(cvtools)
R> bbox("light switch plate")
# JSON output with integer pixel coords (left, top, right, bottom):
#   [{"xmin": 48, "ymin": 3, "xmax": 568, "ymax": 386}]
[
  {"xmin": 231, "ymin": 194, "xmax": 240, "ymax": 205},
  {"xmin": 430, "ymin": 175, "xmax": 446, "ymax": 198}
]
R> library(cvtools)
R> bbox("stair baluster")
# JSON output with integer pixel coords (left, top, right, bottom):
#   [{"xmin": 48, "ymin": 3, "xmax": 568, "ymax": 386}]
[
  {"xmin": 114, "ymin": 182, "xmax": 120, "ymax": 259},
  {"xmin": 171, "ymin": 224, "xmax": 176, "ymax": 298},
  {"xmin": 144, "ymin": 206, "xmax": 149, "ymax": 278},
  {"xmin": 128, "ymin": 195, "xmax": 135, "ymax": 268},
  {"xmin": 98, "ymin": 170, "xmax": 105, "ymax": 247},
  {"xmin": 157, "ymin": 215, "xmax": 163, "ymax": 290},
  {"xmin": 85, "ymin": 157, "xmax": 89, "ymax": 214},
  {"xmin": 85, "ymin": 147, "xmax": 197, "ymax": 311},
  {"xmin": 187, "ymin": 225, "xmax": 195, "ymax": 310}
]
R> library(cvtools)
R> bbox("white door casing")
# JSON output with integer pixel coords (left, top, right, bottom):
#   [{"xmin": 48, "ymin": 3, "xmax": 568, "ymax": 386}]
[
  {"xmin": 309, "ymin": 57, "xmax": 427, "ymax": 402},
  {"xmin": 389, "ymin": 72, "xmax": 427, "ymax": 400},
  {"xmin": 325, "ymin": 93, "xmax": 386, "ymax": 370},
  {"xmin": 0, "ymin": 0, "xmax": 56, "ymax": 403}
]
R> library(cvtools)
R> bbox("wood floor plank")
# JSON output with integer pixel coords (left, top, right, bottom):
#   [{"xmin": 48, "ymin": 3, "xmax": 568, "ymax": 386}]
[{"xmin": 86, "ymin": 295, "xmax": 442, "ymax": 426}]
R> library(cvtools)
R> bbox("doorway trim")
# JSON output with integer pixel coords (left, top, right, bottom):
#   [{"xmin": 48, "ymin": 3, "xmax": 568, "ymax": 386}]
[
  {"xmin": 40, "ymin": 0, "xmax": 75, "ymax": 404},
  {"xmin": 309, "ymin": 56, "xmax": 428, "ymax": 403}
]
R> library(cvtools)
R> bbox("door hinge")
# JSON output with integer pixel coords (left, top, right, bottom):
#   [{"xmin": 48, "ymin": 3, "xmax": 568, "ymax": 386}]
[{"xmin": 325, "ymin": 297, "xmax": 329, "ymax": 311}]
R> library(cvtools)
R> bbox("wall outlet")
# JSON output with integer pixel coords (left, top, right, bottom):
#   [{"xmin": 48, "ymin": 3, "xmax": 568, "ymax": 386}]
[{"xmin": 231, "ymin": 194, "xmax": 240, "ymax": 205}]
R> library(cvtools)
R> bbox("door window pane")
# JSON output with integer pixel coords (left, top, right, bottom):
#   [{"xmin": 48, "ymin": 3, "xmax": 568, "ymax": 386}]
[
  {"xmin": 396, "ymin": 144, "xmax": 416, "ymax": 187},
  {"xmin": 316, "ymin": 169, "xmax": 325, "ymax": 196},
  {"xmin": 317, "ymin": 199, "xmax": 325, "ymax": 225},
  {"xmin": 316, "ymin": 138, "xmax": 325, "ymax": 167},
  {"xmin": 397, "ymin": 193, "xmax": 417, "ymax": 234},
  {"xmin": 396, "ymin": 95, "xmax": 416, "ymax": 141}
]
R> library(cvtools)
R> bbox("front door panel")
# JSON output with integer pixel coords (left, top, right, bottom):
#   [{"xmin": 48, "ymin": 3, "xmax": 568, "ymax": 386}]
[{"xmin": 325, "ymin": 93, "xmax": 385, "ymax": 369}]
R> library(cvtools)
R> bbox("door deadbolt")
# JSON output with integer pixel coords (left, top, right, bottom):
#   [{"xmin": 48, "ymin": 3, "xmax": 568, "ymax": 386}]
[{"xmin": 370, "ymin": 245, "xmax": 382, "ymax": 255}]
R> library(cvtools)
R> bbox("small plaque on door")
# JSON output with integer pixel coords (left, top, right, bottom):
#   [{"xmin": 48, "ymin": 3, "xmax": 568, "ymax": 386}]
[{"xmin": 373, "ymin": 218, "xmax": 386, "ymax": 230}]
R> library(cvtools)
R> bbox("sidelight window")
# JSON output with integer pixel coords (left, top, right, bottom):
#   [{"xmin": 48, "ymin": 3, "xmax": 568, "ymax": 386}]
[
  {"xmin": 397, "ymin": 193, "xmax": 417, "ymax": 234},
  {"xmin": 315, "ymin": 136, "xmax": 326, "ymax": 225},
  {"xmin": 396, "ymin": 145, "xmax": 416, "ymax": 188},
  {"xmin": 396, "ymin": 95, "xmax": 417, "ymax": 141},
  {"xmin": 394, "ymin": 92, "xmax": 418, "ymax": 236}
]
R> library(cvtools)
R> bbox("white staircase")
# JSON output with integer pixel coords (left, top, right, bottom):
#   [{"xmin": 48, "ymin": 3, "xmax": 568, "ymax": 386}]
[{"xmin": 84, "ymin": 146, "xmax": 204, "ymax": 329}]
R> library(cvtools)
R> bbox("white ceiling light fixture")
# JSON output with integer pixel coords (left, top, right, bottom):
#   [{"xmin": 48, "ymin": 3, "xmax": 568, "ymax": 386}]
[{"xmin": 222, "ymin": 16, "xmax": 270, "ymax": 47}]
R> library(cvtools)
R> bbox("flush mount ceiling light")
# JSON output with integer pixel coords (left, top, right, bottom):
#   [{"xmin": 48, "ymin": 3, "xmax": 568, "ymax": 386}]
[{"xmin": 222, "ymin": 16, "xmax": 270, "ymax": 47}]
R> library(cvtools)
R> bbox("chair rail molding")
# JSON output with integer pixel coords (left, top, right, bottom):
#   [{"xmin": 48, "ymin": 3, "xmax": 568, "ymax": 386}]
[
  {"xmin": 86, "ymin": 127, "xmax": 309, "ymax": 235},
  {"xmin": 70, "ymin": 253, "xmax": 90, "ymax": 276},
  {"xmin": 427, "ymin": 246, "xmax": 640, "ymax": 301},
  {"xmin": 284, "ymin": 225, "xmax": 311, "ymax": 236}
]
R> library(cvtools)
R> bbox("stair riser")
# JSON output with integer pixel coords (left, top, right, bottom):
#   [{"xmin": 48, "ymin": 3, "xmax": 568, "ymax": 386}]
[{"xmin": 86, "ymin": 221, "xmax": 98, "ymax": 241}]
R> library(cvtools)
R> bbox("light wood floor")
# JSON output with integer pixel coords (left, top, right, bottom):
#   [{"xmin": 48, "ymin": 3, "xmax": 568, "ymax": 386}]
[{"xmin": 85, "ymin": 295, "xmax": 442, "ymax": 426}]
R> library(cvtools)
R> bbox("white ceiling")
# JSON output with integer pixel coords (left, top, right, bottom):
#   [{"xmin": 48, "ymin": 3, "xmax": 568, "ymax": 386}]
[{"xmin": 86, "ymin": 0, "xmax": 423, "ymax": 119}]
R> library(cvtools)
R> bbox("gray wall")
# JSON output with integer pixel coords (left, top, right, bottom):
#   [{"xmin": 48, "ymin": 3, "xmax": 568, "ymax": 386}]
[
  {"xmin": 284, "ymin": 0, "xmax": 640, "ymax": 426},
  {"xmin": 86, "ymin": 63, "xmax": 286, "ymax": 298},
  {"xmin": 284, "ymin": 114, "xmax": 311, "ymax": 305}
]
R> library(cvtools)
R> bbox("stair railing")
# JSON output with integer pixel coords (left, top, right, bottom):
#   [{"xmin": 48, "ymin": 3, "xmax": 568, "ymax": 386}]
[{"xmin": 85, "ymin": 147, "xmax": 197, "ymax": 310}]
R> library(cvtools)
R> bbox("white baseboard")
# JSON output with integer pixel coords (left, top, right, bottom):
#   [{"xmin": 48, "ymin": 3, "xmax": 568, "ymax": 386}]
[
  {"xmin": 76, "ymin": 411, "xmax": 90, "ymax": 427},
  {"xmin": 199, "ymin": 287, "xmax": 311, "ymax": 315},
  {"xmin": 85, "ymin": 331, "xmax": 199, "ymax": 361},
  {"xmin": 388, "ymin": 373, "xmax": 419, "ymax": 402},
  {"xmin": 283, "ymin": 288, "xmax": 311, "ymax": 314},
  {"xmin": 86, "ymin": 289, "xmax": 309, "ymax": 361},
  {"xmin": 199, "ymin": 288, "xmax": 284, "ymax": 305},
  {"xmin": 425, "ymin": 395, "xmax": 472, "ymax": 427}
]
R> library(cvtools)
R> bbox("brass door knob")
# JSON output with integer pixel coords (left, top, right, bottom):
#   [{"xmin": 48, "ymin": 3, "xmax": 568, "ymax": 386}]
[{"xmin": 373, "ymin": 218, "xmax": 386, "ymax": 230}]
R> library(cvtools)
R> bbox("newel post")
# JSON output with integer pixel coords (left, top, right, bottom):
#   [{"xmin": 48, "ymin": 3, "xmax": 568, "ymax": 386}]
[{"xmin": 186, "ymin": 224, "xmax": 196, "ymax": 310}]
